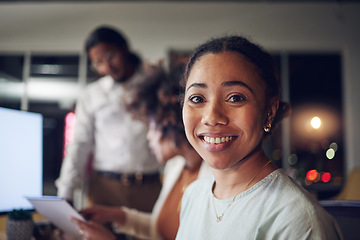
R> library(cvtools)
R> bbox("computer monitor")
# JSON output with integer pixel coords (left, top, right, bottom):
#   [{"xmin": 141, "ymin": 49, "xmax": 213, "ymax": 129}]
[{"xmin": 0, "ymin": 107, "xmax": 43, "ymax": 214}]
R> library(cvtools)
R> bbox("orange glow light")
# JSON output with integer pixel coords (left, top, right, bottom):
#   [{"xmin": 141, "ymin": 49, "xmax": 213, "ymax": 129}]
[{"xmin": 306, "ymin": 170, "xmax": 318, "ymax": 181}]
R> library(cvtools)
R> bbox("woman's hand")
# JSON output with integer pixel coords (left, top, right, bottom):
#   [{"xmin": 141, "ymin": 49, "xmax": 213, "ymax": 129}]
[
  {"xmin": 71, "ymin": 217, "xmax": 116, "ymax": 240},
  {"xmin": 79, "ymin": 205, "xmax": 127, "ymax": 225}
]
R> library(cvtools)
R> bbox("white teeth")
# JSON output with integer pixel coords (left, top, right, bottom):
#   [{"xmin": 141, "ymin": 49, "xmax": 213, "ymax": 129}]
[{"xmin": 203, "ymin": 136, "xmax": 233, "ymax": 144}]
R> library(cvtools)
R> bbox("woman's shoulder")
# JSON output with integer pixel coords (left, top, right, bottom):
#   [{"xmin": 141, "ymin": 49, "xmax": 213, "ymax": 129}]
[
  {"xmin": 263, "ymin": 169, "xmax": 317, "ymax": 202},
  {"xmin": 261, "ymin": 169, "xmax": 335, "ymax": 221},
  {"xmin": 271, "ymin": 169, "xmax": 316, "ymax": 199},
  {"xmin": 251, "ymin": 169, "xmax": 341, "ymax": 238}
]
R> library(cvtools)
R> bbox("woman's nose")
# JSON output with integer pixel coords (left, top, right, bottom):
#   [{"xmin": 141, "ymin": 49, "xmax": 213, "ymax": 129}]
[{"xmin": 201, "ymin": 102, "xmax": 229, "ymax": 126}]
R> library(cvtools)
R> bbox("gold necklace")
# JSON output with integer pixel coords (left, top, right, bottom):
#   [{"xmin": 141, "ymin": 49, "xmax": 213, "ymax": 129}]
[{"xmin": 212, "ymin": 160, "xmax": 272, "ymax": 223}]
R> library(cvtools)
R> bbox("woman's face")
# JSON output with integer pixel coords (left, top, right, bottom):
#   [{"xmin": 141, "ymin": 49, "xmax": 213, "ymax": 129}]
[
  {"xmin": 146, "ymin": 120, "xmax": 177, "ymax": 165},
  {"xmin": 182, "ymin": 51, "xmax": 270, "ymax": 170}
]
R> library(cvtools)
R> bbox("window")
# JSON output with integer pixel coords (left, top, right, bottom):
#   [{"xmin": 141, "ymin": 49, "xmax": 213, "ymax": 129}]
[
  {"xmin": 0, "ymin": 55, "xmax": 24, "ymax": 110},
  {"xmin": 268, "ymin": 53, "xmax": 343, "ymax": 199}
]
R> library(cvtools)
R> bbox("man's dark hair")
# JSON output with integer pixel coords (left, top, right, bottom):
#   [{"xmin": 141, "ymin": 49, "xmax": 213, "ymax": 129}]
[
  {"xmin": 85, "ymin": 25, "xmax": 141, "ymax": 68},
  {"xmin": 85, "ymin": 26, "xmax": 128, "ymax": 53}
]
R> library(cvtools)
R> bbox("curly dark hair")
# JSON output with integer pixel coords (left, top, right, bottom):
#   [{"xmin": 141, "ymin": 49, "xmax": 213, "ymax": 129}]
[
  {"xmin": 125, "ymin": 64, "xmax": 188, "ymax": 147},
  {"xmin": 182, "ymin": 35, "xmax": 291, "ymax": 135}
]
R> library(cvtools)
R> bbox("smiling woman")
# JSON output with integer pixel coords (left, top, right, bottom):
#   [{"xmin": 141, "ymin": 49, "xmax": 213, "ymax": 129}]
[{"xmin": 176, "ymin": 35, "xmax": 343, "ymax": 239}]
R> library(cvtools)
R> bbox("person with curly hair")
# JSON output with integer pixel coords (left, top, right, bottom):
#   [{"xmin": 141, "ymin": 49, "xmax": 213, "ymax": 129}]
[{"xmin": 71, "ymin": 64, "xmax": 212, "ymax": 240}]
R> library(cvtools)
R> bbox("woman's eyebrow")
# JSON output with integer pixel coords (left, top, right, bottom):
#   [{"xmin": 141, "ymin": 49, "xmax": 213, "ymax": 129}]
[
  {"xmin": 222, "ymin": 80, "xmax": 253, "ymax": 93},
  {"xmin": 186, "ymin": 83, "xmax": 206, "ymax": 92}
]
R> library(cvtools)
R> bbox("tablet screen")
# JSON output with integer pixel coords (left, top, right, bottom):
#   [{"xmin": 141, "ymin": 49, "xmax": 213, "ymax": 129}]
[{"xmin": 26, "ymin": 196, "xmax": 85, "ymax": 236}]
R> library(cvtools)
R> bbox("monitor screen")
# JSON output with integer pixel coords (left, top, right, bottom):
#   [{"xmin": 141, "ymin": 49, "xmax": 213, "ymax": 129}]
[{"xmin": 0, "ymin": 107, "xmax": 43, "ymax": 213}]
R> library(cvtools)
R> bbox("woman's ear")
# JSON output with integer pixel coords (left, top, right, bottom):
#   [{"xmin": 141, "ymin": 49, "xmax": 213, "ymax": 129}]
[
  {"xmin": 263, "ymin": 98, "xmax": 279, "ymax": 133},
  {"xmin": 268, "ymin": 97, "xmax": 279, "ymax": 120}
]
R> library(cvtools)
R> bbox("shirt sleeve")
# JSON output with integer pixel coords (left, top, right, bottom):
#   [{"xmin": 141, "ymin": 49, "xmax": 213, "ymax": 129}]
[
  {"xmin": 112, "ymin": 206, "xmax": 162, "ymax": 240},
  {"xmin": 55, "ymin": 89, "xmax": 95, "ymax": 201},
  {"xmin": 265, "ymin": 200, "xmax": 343, "ymax": 240}
]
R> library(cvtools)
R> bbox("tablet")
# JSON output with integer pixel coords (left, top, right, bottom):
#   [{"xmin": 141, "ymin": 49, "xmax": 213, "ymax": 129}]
[{"xmin": 26, "ymin": 196, "xmax": 85, "ymax": 236}]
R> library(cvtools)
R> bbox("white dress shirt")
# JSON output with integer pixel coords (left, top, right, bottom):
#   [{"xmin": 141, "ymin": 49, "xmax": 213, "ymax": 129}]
[{"xmin": 56, "ymin": 72, "xmax": 160, "ymax": 200}]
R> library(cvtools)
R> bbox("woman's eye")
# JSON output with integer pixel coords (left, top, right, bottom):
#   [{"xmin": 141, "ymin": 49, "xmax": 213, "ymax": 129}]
[
  {"xmin": 189, "ymin": 95, "xmax": 205, "ymax": 104},
  {"xmin": 227, "ymin": 94, "xmax": 246, "ymax": 103}
]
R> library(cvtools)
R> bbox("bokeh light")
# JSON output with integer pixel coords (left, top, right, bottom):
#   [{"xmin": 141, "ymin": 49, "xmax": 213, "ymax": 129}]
[
  {"xmin": 306, "ymin": 169, "xmax": 318, "ymax": 181},
  {"xmin": 313, "ymin": 172, "xmax": 321, "ymax": 183},
  {"xmin": 322, "ymin": 172, "xmax": 331, "ymax": 183},
  {"xmin": 290, "ymin": 105, "xmax": 341, "ymax": 149},
  {"xmin": 329, "ymin": 142, "xmax": 338, "ymax": 152},
  {"xmin": 311, "ymin": 116, "xmax": 321, "ymax": 129},
  {"xmin": 326, "ymin": 148, "xmax": 335, "ymax": 159},
  {"xmin": 288, "ymin": 153, "xmax": 298, "ymax": 165}
]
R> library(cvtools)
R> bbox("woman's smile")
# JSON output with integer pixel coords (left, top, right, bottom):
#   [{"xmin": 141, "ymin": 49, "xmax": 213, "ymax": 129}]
[{"xmin": 199, "ymin": 134, "xmax": 238, "ymax": 152}]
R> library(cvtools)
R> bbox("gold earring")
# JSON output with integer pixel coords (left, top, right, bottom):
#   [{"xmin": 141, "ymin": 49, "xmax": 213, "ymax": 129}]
[
  {"xmin": 264, "ymin": 123, "xmax": 272, "ymax": 133},
  {"xmin": 264, "ymin": 112, "xmax": 272, "ymax": 133}
]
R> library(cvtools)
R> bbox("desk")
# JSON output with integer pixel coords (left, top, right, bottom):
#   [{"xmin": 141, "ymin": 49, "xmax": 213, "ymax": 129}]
[{"xmin": 0, "ymin": 213, "xmax": 47, "ymax": 240}]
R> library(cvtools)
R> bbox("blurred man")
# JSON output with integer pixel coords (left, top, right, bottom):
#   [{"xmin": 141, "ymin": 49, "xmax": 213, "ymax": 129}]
[{"xmin": 56, "ymin": 26, "xmax": 162, "ymax": 214}]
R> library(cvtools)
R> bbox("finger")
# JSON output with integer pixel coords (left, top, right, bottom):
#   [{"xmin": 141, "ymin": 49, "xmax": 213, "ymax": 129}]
[
  {"xmin": 79, "ymin": 208, "xmax": 94, "ymax": 217},
  {"xmin": 79, "ymin": 212, "xmax": 93, "ymax": 221},
  {"xmin": 70, "ymin": 216, "xmax": 80, "ymax": 224},
  {"xmin": 79, "ymin": 207, "xmax": 94, "ymax": 213},
  {"xmin": 79, "ymin": 229, "xmax": 85, "ymax": 236},
  {"xmin": 83, "ymin": 220, "xmax": 98, "ymax": 228},
  {"xmin": 79, "ymin": 208, "xmax": 97, "ymax": 220},
  {"xmin": 70, "ymin": 217, "xmax": 87, "ymax": 229},
  {"xmin": 70, "ymin": 218, "xmax": 89, "ymax": 238}
]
